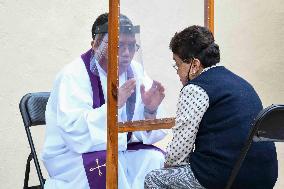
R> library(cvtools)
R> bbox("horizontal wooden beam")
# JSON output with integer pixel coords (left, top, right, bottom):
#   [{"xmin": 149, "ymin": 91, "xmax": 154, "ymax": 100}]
[{"xmin": 118, "ymin": 118, "xmax": 175, "ymax": 133}]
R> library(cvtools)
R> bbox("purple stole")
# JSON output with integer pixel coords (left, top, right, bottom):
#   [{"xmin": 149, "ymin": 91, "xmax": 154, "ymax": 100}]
[{"xmin": 81, "ymin": 49, "xmax": 164, "ymax": 189}]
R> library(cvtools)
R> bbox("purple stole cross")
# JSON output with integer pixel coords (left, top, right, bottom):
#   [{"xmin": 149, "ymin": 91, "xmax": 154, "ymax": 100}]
[{"xmin": 81, "ymin": 49, "xmax": 164, "ymax": 189}]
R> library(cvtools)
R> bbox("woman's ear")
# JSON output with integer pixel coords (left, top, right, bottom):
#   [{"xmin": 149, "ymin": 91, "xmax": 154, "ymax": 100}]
[{"xmin": 191, "ymin": 59, "xmax": 203, "ymax": 75}]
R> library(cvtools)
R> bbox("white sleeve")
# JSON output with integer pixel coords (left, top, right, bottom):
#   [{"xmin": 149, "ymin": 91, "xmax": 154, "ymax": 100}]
[
  {"xmin": 165, "ymin": 84, "xmax": 209, "ymax": 166},
  {"xmin": 132, "ymin": 130, "xmax": 168, "ymax": 144},
  {"xmin": 51, "ymin": 69, "xmax": 126, "ymax": 154},
  {"xmin": 126, "ymin": 63, "xmax": 168, "ymax": 144},
  {"xmin": 133, "ymin": 72, "xmax": 168, "ymax": 144}
]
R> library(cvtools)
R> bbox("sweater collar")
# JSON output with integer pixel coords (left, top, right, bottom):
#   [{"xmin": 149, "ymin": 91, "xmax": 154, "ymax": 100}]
[{"xmin": 201, "ymin": 63, "xmax": 222, "ymax": 75}]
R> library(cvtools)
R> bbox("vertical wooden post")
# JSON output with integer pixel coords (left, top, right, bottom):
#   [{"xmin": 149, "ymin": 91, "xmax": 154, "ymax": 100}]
[
  {"xmin": 107, "ymin": 0, "xmax": 119, "ymax": 188},
  {"xmin": 204, "ymin": 0, "xmax": 214, "ymax": 35}
]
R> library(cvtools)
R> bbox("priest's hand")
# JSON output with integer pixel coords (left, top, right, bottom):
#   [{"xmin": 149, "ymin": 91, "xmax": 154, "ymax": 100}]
[
  {"xmin": 118, "ymin": 79, "xmax": 136, "ymax": 109},
  {"xmin": 141, "ymin": 80, "xmax": 165, "ymax": 112}
]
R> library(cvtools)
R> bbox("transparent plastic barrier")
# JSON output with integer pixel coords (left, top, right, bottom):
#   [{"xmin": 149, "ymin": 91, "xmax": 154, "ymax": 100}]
[{"xmin": 116, "ymin": 0, "xmax": 204, "ymax": 123}]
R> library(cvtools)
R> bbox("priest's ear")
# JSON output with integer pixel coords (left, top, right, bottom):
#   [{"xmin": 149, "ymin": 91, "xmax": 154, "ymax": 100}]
[{"xmin": 91, "ymin": 34, "xmax": 103, "ymax": 51}]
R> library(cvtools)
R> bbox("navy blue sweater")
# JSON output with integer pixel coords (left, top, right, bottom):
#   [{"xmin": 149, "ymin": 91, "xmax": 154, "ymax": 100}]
[{"xmin": 187, "ymin": 66, "xmax": 278, "ymax": 189}]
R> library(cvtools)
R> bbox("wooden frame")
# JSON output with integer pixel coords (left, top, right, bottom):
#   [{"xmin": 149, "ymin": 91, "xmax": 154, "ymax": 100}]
[
  {"xmin": 205, "ymin": 0, "xmax": 214, "ymax": 35},
  {"xmin": 107, "ymin": 0, "xmax": 214, "ymax": 188}
]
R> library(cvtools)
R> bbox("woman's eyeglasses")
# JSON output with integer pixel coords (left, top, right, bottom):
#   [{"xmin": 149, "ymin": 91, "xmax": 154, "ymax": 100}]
[
  {"xmin": 172, "ymin": 58, "xmax": 194, "ymax": 71},
  {"xmin": 172, "ymin": 64, "xmax": 179, "ymax": 71}
]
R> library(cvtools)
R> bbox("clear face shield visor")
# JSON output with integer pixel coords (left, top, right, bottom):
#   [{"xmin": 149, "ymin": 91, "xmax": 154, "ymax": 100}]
[
  {"xmin": 90, "ymin": 23, "xmax": 143, "ymax": 77},
  {"xmin": 91, "ymin": 21, "xmax": 152, "ymax": 122}
]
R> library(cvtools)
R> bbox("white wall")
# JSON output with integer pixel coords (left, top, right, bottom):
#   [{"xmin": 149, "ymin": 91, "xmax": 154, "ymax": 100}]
[
  {"xmin": 0, "ymin": 0, "xmax": 283, "ymax": 188},
  {"xmin": 215, "ymin": 1, "xmax": 284, "ymax": 188},
  {"xmin": 0, "ymin": 0, "xmax": 109, "ymax": 187}
]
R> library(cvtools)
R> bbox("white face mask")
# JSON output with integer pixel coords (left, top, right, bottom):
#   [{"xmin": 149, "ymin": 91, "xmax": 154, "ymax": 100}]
[
  {"xmin": 90, "ymin": 54, "xmax": 99, "ymax": 76},
  {"xmin": 94, "ymin": 34, "xmax": 108, "ymax": 63}
]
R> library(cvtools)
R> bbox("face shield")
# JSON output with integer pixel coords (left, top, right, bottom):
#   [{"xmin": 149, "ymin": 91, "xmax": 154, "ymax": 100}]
[
  {"xmin": 91, "ymin": 19, "xmax": 150, "ymax": 122},
  {"xmin": 118, "ymin": 25, "xmax": 142, "ymax": 75},
  {"xmin": 90, "ymin": 22, "xmax": 143, "ymax": 78}
]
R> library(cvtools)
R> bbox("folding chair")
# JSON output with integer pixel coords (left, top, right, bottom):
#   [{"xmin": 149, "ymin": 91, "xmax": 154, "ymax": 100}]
[
  {"xmin": 225, "ymin": 104, "xmax": 284, "ymax": 189},
  {"xmin": 19, "ymin": 92, "xmax": 50, "ymax": 189}
]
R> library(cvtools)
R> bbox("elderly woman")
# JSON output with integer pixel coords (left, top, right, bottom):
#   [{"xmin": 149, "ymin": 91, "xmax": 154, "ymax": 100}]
[{"xmin": 144, "ymin": 26, "xmax": 278, "ymax": 189}]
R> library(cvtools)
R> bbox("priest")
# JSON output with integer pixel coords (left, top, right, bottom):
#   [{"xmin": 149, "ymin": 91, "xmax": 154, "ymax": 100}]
[{"xmin": 42, "ymin": 13, "xmax": 167, "ymax": 189}]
